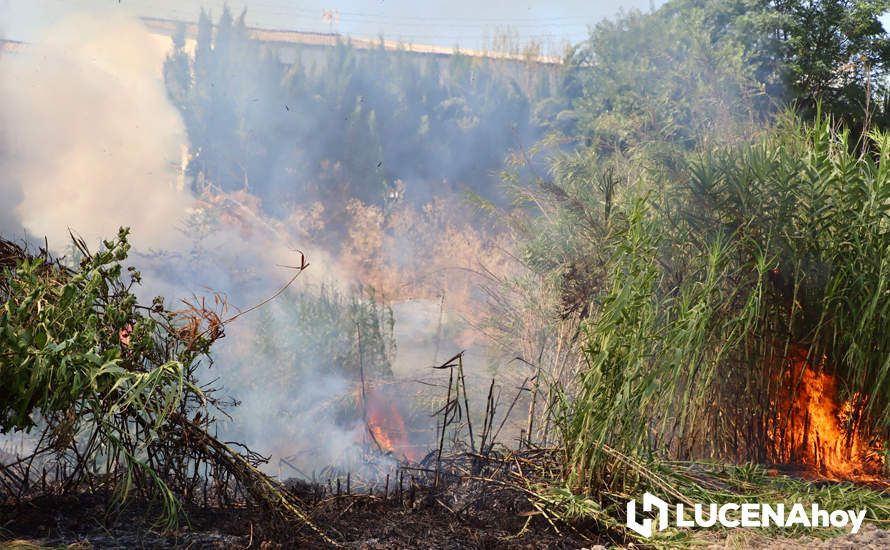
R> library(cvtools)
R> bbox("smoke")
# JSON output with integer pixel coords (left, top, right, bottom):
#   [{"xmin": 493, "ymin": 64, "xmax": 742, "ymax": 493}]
[
  {"xmin": 0, "ymin": 13, "xmax": 190, "ymax": 251},
  {"xmin": 0, "ymin": 9, "xmax": 526, "ymax": 477},
  {"xmin": 0, "ymin": 179, "xmax": 24, "ymax": 239}
]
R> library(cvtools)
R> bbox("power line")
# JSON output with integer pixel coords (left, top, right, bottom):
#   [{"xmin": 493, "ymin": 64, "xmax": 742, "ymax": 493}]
[
  {"xmin": 33, "ymin": 0, "xmax": 590, "ymax": 46},
  {"xmin": 110, "ymin": 0, "xmax": 601, "ymax": 25},
  {"xmin": 134, "ymin": 6, "xmax": 589, "ymax": 41},
  {"xmin": 144, "ymin": 12, "xmax": 583, "ymax": 40},
  {"xmin": 216, "ymin": 1, "xmax": 604, "ymax": 23}
]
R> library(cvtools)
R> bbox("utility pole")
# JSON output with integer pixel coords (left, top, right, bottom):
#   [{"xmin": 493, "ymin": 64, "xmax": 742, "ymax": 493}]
[{"xmin": 321, "ymin": 9, "xmax": 340, "ymax": 34}]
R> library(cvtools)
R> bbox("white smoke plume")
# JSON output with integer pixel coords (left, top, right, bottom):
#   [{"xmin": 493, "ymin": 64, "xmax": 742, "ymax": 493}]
[{"xmin": 0, "ymin": 13, "xmax": 190, "ymax": 251}]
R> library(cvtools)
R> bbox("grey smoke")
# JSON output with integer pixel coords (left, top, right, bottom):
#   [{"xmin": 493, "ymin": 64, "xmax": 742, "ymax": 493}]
[{"xmin": 0, "ymin": 10, "xmax": 521, "ymax": 476}]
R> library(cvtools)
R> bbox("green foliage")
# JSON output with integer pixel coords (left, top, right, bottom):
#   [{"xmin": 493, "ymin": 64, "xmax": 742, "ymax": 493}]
[
  {"xmin": 561, "ymin": 3, "xmax": 764, "ymax": 155},
  {"xmin": 560, "ymin": 197, "xmax": 761, "ymax": 488},
  {"xmin": 219, "ymin": 284, "xmax": 397, "ymax": 447},
  {"xmin": 771, "ymin": 0, "xmax": 890, "ymax": 128},
  {"xmin": 0, "ymin": 229, "xmax": 206, "ymax": 432},
  {"xmin": 555, "ymin": 115, "xmax": 890, "ymax": 497},
  {"xmin": 685, "ymin": 115, "xmax": 890, "ymax": 433},
  {"xmin": 0, "ymin": 229, "xmax": 216, "ymax": 524},
  {"xmin": 505, "ymin": 5, "xmax": 890, "ymax": 489},
  {"xmin": 494, "ymin": 2, "xmax": 890, "ymax": 538},
  {"xmin": 250, "ymin": 284, "xmax": 396, "ymax": 385},
  {"xmin": 558, "ymin": 0, "xmax": 890, "ymax": 160}
]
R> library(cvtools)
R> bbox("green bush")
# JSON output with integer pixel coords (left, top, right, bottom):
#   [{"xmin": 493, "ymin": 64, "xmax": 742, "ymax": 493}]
[{"xmin": 0, "ymin": 228, "xmax": 217, "ymax": 523}]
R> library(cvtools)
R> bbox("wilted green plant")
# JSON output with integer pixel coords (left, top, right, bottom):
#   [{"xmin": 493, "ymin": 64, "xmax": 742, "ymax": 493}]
[
  {"xmin": 0, "ymin": 228, "xmax": 221, "ymax": 523},
  {"xmin": 0, "ymin": 229, "xmax": 337, "ymax": 543}
]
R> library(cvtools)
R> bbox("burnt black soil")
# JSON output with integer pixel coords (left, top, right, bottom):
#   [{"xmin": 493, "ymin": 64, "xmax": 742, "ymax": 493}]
[{"xmin": 0, "ymin": 482, "xmax": 597, "ymax": 549}]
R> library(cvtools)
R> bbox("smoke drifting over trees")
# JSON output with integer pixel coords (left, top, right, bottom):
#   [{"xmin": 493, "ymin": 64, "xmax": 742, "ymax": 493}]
[{"xmin": 164, "ymin": 8, "xmax": 555, "ymax": 218}]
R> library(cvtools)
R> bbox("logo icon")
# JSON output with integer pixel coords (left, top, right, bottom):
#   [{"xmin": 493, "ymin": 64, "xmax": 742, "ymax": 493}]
[{"xmin": 626, "ymin": 492, "xmax": 669, "ymax": 537}]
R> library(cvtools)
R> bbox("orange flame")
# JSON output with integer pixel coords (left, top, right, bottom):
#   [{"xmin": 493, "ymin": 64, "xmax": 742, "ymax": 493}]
[
  {"xmin": 356, "ymin": 385, "xmax": 416, "ymax": 460},
  {"xmin": 773, "ymin": 346, "xmax": 884, "ymax": 479}
]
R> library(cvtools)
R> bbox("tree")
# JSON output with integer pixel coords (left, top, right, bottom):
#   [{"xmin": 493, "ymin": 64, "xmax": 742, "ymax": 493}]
[
  {"xmin": 771, "ymin": 0, "xmax": 890, "ymax": 129},
  {"xmin": 559, "ymin": 0, "xmax": 890, "ymax": 157},
  {"xmin": 561, "ymin": 3, "xmax": 764, "ymax": 157},
  {"xmin": 164, "ymin": 10, "xmax": 550, "ymax": 213}
]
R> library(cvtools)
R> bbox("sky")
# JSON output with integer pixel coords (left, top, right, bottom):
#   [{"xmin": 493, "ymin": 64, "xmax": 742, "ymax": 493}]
[{"xmin": 1, "ymin": 0, "xmax": 659, "ymax": 52}]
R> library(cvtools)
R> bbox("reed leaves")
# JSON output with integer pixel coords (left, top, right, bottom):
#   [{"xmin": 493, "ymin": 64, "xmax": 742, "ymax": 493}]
[{"xmin": 560, "ymin": 114, "xmax": 890, "ymax": 495}]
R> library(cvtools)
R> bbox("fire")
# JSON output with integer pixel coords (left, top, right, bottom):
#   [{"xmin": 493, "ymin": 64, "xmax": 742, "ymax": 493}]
[
  {"xmin": 772, "ymin": 346, "xmax": 884, "ymax": 479},
  {"xmin": 356, "ymin": 384, "xmax": 416, "ymax": 460}
]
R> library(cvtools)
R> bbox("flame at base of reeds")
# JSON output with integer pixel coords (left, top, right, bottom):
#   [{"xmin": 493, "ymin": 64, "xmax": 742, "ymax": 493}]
[{"xmin": 770, "ymin": 346, "xmax": 885, "ymax": 480}]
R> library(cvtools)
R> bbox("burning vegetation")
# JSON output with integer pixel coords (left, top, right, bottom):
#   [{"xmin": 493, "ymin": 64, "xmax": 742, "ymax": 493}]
[
  {"xmin": 772, "ymin": 346, "xmax": 885, "ymax": 479},
  {"xmin": 360, "ymin": 384, "xmax": 415, "ymax": 460},
  {"xmin": 4, "ymin": 1, "xmax": 890, "ymax": 549}
]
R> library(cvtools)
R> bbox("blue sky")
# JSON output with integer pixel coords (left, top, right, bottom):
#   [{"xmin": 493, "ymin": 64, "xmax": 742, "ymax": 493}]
[{"xmin": 2, "ymin": 0, "xmax": 659, "ymax": 51}]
